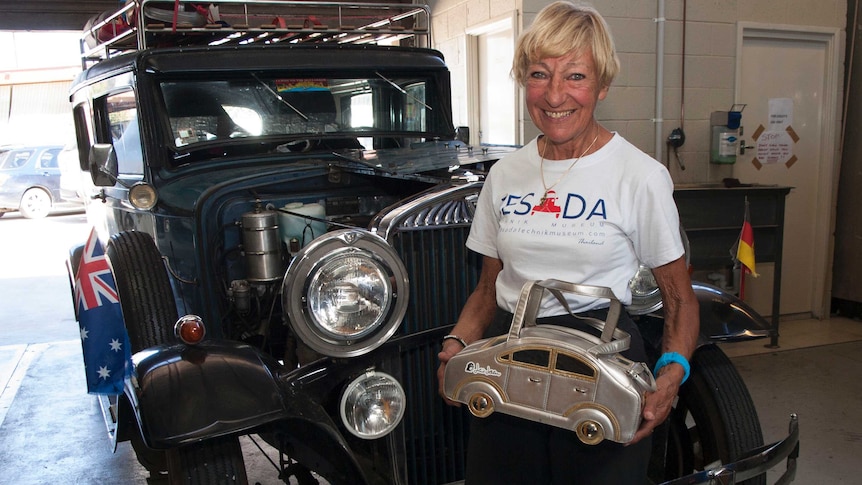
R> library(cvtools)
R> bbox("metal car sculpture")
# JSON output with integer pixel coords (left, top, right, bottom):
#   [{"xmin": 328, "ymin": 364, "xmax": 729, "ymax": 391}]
[{"xmin": 444, "ymin": 279, "xmax": 656, "ymax": 445}]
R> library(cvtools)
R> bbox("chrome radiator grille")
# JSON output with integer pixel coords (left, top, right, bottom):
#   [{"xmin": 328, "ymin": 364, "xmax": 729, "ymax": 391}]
[{"xmin": 375, "ymin": 182, "xmax": 484, "ymax": 485}]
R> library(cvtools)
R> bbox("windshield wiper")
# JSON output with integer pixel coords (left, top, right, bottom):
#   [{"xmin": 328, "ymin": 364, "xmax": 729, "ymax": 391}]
[
  {"xmin": 251, "ymin": 73, "xmax": 309, "ymax": 121},
  {"xmin": 375, "ymin": 71, "xmax": 433, "ymax": 111}
]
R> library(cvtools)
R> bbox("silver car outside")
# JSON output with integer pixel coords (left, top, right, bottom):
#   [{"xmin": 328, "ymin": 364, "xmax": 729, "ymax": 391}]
[{"xmin": 443, "ymin": 279, "xmax": 656, "ymax": 445}]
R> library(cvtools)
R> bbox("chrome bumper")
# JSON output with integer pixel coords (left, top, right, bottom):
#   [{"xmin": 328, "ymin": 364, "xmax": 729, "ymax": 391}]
[{"xmin": 659, "ymin": 414, "xmax": 799, "ymax": 485}]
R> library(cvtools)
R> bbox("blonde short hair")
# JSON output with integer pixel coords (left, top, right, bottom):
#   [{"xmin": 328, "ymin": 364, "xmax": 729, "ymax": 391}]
[{"xmin": 512, "ymin": 1, "xmax": 620, "ymax": 88}]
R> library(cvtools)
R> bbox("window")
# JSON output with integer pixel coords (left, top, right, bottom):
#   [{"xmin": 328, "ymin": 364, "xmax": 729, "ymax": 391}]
[
  {"xmin": 106, "ymin": 91, "xmax": 142, "ymax": 176},
  {"xmin": 510, "ymin": 349, "xmax": 550, "ymax": 368},
  {"xmin": 37, "ymin": 149, "xmax": 60, "ymax": 169},
  {"xmin": 555, "ymin": 353, "xmax": 596, "ymax": 378},
  {"xmin": 0, "ymin": 150, "xmax": 33, "ymax": 169},
  {"xmin": 95, "ymin": 90, "xmax": 142, "ymax": 176}
]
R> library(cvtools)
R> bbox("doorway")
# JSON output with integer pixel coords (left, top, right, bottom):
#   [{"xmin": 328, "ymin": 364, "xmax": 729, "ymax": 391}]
[{"xmin": 734, "ymin": 23, "xmax": 841, "ymax": 318}]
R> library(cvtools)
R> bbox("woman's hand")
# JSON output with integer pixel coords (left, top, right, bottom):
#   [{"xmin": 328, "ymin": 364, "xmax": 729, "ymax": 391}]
[
  {"xmin": 628, "ymin": 363, "xmax": 686, "ymax": 444},
  {"xmin": 437, "ymin": 340, "xmax": 465, "ymax": 406},
  {"xmin": 436, "ymin": 256, "xmax": 502, "ymax": 406},
  {"xmin": 628, "ymin": 256, "xmax": 699, "ymax": 445}
]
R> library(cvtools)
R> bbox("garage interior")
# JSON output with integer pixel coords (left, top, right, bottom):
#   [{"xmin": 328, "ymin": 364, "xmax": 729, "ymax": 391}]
[{"xmin": 1, "ymin": 0, "xmax": 862, "ymax": 483}]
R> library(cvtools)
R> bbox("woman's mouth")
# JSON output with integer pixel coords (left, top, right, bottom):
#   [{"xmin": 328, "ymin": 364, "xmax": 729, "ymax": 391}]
[{"xmin": 545, "ymin": 110, "xmax": 573, "ymax": 119}]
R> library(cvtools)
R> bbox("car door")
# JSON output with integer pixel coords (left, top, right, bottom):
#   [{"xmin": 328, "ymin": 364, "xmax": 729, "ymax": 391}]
[
  {"xmin": 504, "ymin": 347, "xmax": 551, "ymax": 410},
  {"xmin": 545, "ymin": 350, "xmax": 598, "ymax": 416},
  {"xmin": 35, "ymin": 148, "xmax": 62, "ymax": 198}
]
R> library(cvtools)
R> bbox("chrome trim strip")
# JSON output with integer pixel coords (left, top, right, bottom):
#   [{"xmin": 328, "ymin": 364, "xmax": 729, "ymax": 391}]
[{"xmin": 371, "ymin": 181, "xmax": 483, "ymax": 241}]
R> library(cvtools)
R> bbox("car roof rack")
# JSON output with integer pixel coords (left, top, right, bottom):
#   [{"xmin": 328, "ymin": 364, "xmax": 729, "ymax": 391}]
[{"xmin": 80, "ymin": 0, "xmax": 432, "ymax": 69}]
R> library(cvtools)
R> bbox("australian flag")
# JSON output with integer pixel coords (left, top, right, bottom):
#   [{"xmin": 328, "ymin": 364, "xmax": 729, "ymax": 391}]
[{"xmin": 74, "ymin": 228, "xmax": 132, "ymax": 395}]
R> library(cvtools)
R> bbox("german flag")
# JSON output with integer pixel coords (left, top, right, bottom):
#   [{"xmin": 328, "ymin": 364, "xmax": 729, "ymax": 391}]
[{"xmin": 736, "ymin": 198, "xmax": 758, "ymax": 277}]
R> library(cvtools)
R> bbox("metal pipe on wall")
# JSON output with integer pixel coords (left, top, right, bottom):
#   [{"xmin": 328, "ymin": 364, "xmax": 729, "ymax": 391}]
[{"xmin": 654, "ymin": 0, "xmax": 665, "ymax": 163}]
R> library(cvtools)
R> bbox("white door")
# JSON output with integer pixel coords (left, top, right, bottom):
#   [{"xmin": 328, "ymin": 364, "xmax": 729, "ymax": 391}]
[
  {"xmin": 735, "ymin": 24, "xmax": 840, "ymax": 317},
  {"xmin": 468, "ymin": 16, "xmax": 517, "ymax": 146}
]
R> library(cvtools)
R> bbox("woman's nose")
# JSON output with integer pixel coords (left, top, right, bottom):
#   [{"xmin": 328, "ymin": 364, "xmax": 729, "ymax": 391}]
[{"xmin": 544, "ymin": 76, "xmax": 566, "ymax": 106}]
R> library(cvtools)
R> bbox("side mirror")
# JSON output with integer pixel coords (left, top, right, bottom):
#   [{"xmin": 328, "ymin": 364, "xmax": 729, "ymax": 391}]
[{"xmin": 89, "ymin": 143, "xmax": 119, "ymax": 187}]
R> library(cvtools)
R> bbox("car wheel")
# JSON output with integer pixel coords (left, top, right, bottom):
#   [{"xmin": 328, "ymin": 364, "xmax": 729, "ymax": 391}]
[
  {"xmin": 166, "ymin": 435, "xmax": 249, "ymax": 485},
  {"xmin": 467, "ymin": 391, "xmax": 494, "ymax": 418},
  {"xmin": 576, "ymin": 419, "xmax": 605, "ymax": 445},
  {"xmin": 106, "ymin": 232, "xmax": 249, "ymax": 483},
  {"xmin": 19, "ymin": 187, "xmax": 52, "ymax": 219},
  {"xmin": 649, "ymin": 344, "xmax": 765, "ymax": 485}
]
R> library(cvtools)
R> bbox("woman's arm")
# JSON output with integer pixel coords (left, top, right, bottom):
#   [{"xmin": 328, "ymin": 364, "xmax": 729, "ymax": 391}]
[
  {"xmin": 629, "ymin": 255, "xmax": 700, "ymax": 444},
  {"xmin": 437, "ymin": 256, "xmax": 503, "ymax": 404}
]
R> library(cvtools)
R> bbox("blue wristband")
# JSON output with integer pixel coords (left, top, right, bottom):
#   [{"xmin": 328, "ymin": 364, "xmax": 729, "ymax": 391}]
[{"xmin": 654, "ymin": 352, "xmax": 691, "ymax": 384}]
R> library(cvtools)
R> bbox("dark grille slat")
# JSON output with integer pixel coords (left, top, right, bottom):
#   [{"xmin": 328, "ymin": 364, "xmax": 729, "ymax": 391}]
[{"xmin": 392, "ymin": 225, "xmax": 480, "ymax": 485}]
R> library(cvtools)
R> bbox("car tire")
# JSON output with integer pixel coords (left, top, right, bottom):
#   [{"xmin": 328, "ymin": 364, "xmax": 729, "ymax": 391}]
[
  {"xmin": 651, "ymin": 344, "xmax": 765, "ymax": 485},
  {"xmin": 166, "ymin": 435, "xmax": 249, "ymax": 485},
  {"xmin": 106, "ymin": 231, "xmax": 177, "ymax": 350},
  {"xmin": 106, "ymin": 231, "xmax": 177, "ymax": 476},
  {"xmin": 19, "ymin": 187, "xmax": 52, "ymax": 219},
  {"xmin": 467, "ymin": 391, "xmax": 495, "ymax": 418},
  {"xmin": 106, "ymin": 231, "xmax": 248, "ymax": 483}
]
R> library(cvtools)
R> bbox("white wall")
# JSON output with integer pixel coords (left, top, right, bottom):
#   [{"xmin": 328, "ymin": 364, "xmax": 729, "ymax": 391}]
[
  {"xmin": 0, "ymin": 31, "xmax": 81, "ymax": 146},
  {"xmin": 428, "ymin": 0, "xmax": 847, "ymax": 184}
]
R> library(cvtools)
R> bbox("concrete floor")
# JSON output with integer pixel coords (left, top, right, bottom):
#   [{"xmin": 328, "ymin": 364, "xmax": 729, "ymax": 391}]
[{"xmin": 2, "ymin": 211, "xmax": 862, "ymax": 484}]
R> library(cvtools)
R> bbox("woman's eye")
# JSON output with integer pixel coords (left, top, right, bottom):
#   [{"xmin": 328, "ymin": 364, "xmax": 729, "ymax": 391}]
[
  {"xmin": 569, "ymin": 73, "xmax": 586, "ymax": 81},
  {"xmin": 529, "ymin": 71, "xmax": 547, "ymax": 79}
]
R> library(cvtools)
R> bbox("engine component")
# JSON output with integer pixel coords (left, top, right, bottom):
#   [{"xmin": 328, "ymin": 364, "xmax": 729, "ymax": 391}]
[
  {"xmin": 241, "ymin": 207, "xmax": 283, "ymax": 282},
  {"xmin": 229, "ymin": 280, "xmax": 251, "ymax": 313}
]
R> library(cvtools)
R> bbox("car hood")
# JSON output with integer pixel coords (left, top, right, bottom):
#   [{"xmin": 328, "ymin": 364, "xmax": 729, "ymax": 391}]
[{"xmin": 156, "ymin": 142, "xmax": 517, "ymax": 210}]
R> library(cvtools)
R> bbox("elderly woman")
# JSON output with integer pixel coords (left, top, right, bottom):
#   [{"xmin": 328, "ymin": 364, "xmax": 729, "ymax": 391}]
[{"xmin": 437, "ymin": 2, "xmax": 699, "ymax": 483}]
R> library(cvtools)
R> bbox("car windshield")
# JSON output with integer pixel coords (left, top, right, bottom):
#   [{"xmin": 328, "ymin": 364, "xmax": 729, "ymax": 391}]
[{"xmin": 159, "ymin": 72, "xmax": 448, "ymax": 152}]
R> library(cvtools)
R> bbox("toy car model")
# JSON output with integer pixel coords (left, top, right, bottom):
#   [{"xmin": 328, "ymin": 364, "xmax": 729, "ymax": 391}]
[{"xmin": 444, "ymin": 279, "xmax": 656, "ymax": 444}]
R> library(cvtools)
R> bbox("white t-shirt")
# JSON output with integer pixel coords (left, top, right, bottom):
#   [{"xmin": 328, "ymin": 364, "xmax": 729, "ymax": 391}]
[{"xmin": 466, "ymin": 134, "xmax": 684, "ymax": 316}]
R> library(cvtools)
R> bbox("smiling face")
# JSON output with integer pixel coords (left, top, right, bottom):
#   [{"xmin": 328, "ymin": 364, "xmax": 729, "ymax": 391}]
[{"xmin": 526, "ymin": 49, "xmax": 609, "ymax": 158}]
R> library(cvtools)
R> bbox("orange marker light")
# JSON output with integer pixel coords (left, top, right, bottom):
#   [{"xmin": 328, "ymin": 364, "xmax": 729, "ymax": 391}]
[{"xmin": 174, "ymin": 315, "xmax": 206, "ymax": 344}]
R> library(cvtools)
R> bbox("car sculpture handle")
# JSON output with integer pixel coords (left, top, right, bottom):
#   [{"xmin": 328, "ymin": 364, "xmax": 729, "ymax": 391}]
[{"xmin": 508, "ymin": 279, "xmax": 632, "ymax": 356}]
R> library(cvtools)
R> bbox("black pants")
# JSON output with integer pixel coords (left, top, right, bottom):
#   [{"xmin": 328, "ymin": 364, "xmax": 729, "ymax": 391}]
[{"xmin": 465, "ymin": 307, "xmax": 652, "ymax": 485}]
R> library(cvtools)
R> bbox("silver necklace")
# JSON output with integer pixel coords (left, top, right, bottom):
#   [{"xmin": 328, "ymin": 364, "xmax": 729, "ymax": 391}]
[{"xmin": 540, "ymin": 130, "xmax": 600, "ymax": 203}]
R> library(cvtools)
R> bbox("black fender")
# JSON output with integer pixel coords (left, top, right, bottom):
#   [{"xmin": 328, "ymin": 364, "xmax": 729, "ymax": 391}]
[
  {"xmin": 637, "ymin": 281, "xmax": 771, "ymax": 349},
  {"xmin": 691, "ymin": 281, "xmax": 771, "ymax": 342},
  {"xmin": 132, "ymin": 340, "xmax": 289, "ymax": 448},
  {"xmin": 131, "ymin": 339, "xmax": 372, "ymax": 484}
]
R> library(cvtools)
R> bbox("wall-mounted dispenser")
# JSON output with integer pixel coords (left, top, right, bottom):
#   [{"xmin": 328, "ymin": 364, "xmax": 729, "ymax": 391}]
[{"xmin": 710, "ymin": 104, "xmax": 746, "ymax": 164}]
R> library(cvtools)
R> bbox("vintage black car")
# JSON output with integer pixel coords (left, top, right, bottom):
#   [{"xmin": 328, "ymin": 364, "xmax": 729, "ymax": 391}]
[{"xmin": 65, "ymin": 2, "xmax": 797, "ymax": 484}]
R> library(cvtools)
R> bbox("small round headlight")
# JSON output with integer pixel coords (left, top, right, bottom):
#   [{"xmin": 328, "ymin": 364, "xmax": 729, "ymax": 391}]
[
  {"xmin": 340, "ymin": 371, "xmax": 405, "ymax": 439},
  {"xmin": 129, "ymin": 182, "xmax": 158, "ymax": 210}
]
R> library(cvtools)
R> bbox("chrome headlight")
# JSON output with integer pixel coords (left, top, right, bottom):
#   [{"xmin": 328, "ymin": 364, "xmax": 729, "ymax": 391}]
[
  {"xmin": 626, "ymin": 226, "xmax": 691, "ymax": 315},
  {"xmin": 129, "ymin": 182, "xmax": 158, "ymax": 210},
  {"xmin": 627, "ymin": 263, "xmax": 663, "ymax": 315},
  {"xmin": 340, "ymin": 370, "xmax": 406, "ymax": 439},
  {"xmin": 283, "ymin": 229, "xmax": 409, "ymax": 357}
]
